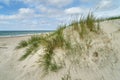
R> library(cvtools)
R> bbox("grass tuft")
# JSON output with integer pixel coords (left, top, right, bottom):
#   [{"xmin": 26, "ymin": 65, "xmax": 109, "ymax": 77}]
[
  {"xmin": 79, "ymin": 20, "xmax": 87, "ymax": 38},
  {"xmin": 17, "ymin": 25, "xmax": 67, "ymax": 74},
  {"xmin": 39, "ymin": 26, "xmax": 68, "ymax": 75},
  {"xmin": 16, "ymin": 35, "xmax": 48, "ymax": 60},
  {"xmin": 16, "ymin": 40, "xmax": 28, "ymax": 49},
  {"xmin": 86, "ymin": 13, "xmax": 96, "ymax": 32},
  {"xmin": 71, "ymin": 13, "xmax": 98, "ymax": 38}
]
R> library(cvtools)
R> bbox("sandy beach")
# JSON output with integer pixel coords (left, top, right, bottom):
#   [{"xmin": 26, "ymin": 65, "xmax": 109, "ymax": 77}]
[
  {"xmin": 0, "ymin": 0, "xmax": 120, "ymax": 80},
  {"xmin": 0, "ymin": 20, "xmax": 120, "ymax": 80}
]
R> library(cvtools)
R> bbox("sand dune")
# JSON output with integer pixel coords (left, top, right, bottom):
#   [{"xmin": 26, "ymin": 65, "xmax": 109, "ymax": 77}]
[{"xmin": 0, "ymin": 20, "xmax": 120, "ymax": 80}]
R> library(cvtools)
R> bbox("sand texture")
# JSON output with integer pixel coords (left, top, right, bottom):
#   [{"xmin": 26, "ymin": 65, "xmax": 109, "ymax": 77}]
[{"xmin": 0, "ymin": 20, "xmax": 120, "ymax": 80}]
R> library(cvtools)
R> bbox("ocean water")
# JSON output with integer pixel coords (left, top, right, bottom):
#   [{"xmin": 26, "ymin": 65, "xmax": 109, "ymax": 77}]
[{"xmin": 0, "ymin": 30, "xmax": 54, "ymax": 37}]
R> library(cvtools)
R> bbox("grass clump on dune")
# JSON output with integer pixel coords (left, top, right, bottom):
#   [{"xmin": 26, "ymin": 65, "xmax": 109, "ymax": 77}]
[
  {"xmin": 16, "ymin": 13, "xmax": 101, "ymax": 76},
  {"xmin": 16, "ymin": 35, "xmax": 48, "ymax": 60},
  {"xmin": 86, "ymin": 13, "xmax": 96, "ymax": 31},
  {"xmin": 71, "ymin": 20, "xmax": 79, "ymax": 31},
  {"xmin": 16, "ymin": 40, "xmax": 28, "ymax": 49},
  {"xmin": 71, "ymin": 13, "xmax": 100, "ymax": 39},
  {"xmin": 16, "ymin": 26, "xmax": 68, "ymax": 74},
  {"xmin": 51, "ymin": 26, "xmax": 66, "ymax": 48},
  {"xmin": 39, "ymin": 26, "xmax": 71, "ymax": 75},
  {"xmin": 39, "ymin": 40, "xmax": 62, "ymax": 76},
  {"xmin": 79, "ymin": 20, "xmax": 87, "ymax": 38}
]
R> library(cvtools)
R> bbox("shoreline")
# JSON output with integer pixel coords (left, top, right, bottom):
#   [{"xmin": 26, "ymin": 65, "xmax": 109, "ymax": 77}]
[
  {"xmin": 0, "ymin": 30, "xmax": 54, "ymax": 38},
  {"xmin": 0, "ymin": 32, "xmax": 52, "ymax": 38}
]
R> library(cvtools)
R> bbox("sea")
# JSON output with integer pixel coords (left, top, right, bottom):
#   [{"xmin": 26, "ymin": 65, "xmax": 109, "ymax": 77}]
[{"xmin": 0, "ymin": 30, "xmax": 54, "ymax": 37}]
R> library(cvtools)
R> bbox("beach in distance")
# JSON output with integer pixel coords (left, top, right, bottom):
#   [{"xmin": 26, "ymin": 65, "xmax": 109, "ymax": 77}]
[{"xmin": 0, "ymin": 30, "xmax": 54, "ymax": 37}]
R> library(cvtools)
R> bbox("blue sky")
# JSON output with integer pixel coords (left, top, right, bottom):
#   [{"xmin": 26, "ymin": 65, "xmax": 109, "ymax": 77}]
[{"xmin": 0, "ymin": 0, "xmax": 120, "ymax": 30}]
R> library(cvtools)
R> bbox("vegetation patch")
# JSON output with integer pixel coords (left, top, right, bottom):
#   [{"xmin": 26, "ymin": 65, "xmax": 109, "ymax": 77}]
[
  {"xmin": 70, "ymin": 13, "xmax": 100, "ymax": 39},
  {"xmin": 16, "ymin": 13, "xmax": 102, "ymax": 76}
]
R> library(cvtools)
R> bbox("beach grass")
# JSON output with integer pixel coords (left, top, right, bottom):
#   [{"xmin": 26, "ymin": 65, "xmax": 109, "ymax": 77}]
[
  {"xmin": 16, "ymin": 40, "xmax": 28, "ymax": 49},
  {"xmin": 39, "ymin": 26, "xmax": 69, "ymax": 75},
  {"xmin": 86, "ymin": 13, "xmax": 96, "ymax": 31},
  {"xmin": 71, "ymin": 13, "xmax": 99, "ymax": 39},
  {"xmin": 16, "ymin": 35, "xmax": 48, "ymax": 60},
  {"xmin": 16, "ymin": 13, "xmax": 101, "ymax": 76}
]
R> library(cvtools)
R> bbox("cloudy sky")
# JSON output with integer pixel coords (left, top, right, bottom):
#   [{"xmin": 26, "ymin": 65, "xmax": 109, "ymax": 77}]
[{"xmin": 0, "ymin": 0, "xmax": 120, "ymax": 30}]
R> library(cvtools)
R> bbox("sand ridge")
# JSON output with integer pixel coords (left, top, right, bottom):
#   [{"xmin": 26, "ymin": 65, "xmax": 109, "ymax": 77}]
[{"xmin": 0, "ymin": 20, "xmax": 120, "ymax": 80}]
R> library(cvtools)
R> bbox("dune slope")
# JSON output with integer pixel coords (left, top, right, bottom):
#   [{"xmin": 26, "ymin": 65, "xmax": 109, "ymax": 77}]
[{"xmin": 0, "ymin": 19, "xmax": 120, "ymax": 80}]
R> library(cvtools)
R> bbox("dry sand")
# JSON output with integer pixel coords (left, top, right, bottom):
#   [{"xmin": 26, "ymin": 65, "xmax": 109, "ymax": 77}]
[{"xmin": 0, "ymin": 20, "xmax": 120, "ymax": 80}]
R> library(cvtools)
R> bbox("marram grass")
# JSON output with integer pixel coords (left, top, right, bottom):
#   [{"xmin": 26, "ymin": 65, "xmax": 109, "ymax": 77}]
[
  {"xmin": 71, "ymin": 13, "xmax": 100, "ymax": 38},
  {"xmin": 16, "ymin": 13, "xmax": 101, "ymax": 76},
  {"xmin": 16, "ymin": 35, "xmax": 48, "ymax": 61},
  {"xmin": 16, "ymin": 40, "xmax": 28, "ymax": 49}
]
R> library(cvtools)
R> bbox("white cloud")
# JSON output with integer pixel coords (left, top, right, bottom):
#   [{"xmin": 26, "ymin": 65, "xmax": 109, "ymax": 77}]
[
  {"xmin": 23, "ymin": 0, "xmax": 73, "ymax": 7},
  {"xmin": 65, "ymin": 7, "xmax": 86, "ymax": 14},
  {"xmin": 19, "ymin": 8, "xmax": 34, "ymax": 15},
  {"xmin": 36, "ymin": 5, "xmax": 63, "ymax": 15},
  {"xmin": 80, "ymin": 0, "xmax": 96, "ymax": 2},
  {"xmin": 22, "ymin": 0, "xmax": 43, "ymax": 5},
  {"xmin": 0, "ymin": 8, "xmax": 35, "ymax": 20},
  {"xmin": 0, "ymin": 15, "xmax": 17, "ymax": 20},
  {"xmin": 97, "ymin": 0, "xmax": 112, "ymax": 10},
  {"xmin": 0, "ymin": 7, "xmax": 58, "ymax": 30},
  {"xmin": 95, "ymin": 7, "xmax": 120, "ymax": 18},
  {"xmin": 36, "ymin": 5, "xmax": 47, "ymax": 12},
  {"xmin": 47, "ymin": 0, "xmax": 73, "ymax": 7}
]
